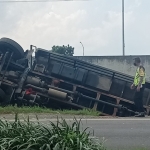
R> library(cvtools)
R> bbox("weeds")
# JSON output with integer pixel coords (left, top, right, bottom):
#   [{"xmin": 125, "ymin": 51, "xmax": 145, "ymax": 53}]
[
  {"xmin": 0, "ymin": 106, "xmax": 100, "ymax": 116},
  {"xmin": 0, "ymin": 113, "xmax": 105, "ymax": 150}
]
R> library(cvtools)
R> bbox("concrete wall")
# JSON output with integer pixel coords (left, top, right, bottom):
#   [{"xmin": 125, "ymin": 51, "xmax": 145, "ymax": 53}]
[{"xmin": 75, "ymin": 55, "xmax": 150, "ymax": 82}]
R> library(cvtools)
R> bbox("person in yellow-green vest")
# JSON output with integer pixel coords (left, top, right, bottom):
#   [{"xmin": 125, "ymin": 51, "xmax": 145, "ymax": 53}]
[{"xmin": 130, "ymin": 57, "xmax": 145, "ymax": 117}]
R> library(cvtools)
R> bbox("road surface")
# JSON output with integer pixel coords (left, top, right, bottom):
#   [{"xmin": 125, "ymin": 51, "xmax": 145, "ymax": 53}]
[
  {"xmin": 1, "ymin": 114, "xmax": 150, "ymax": 150},
  {"xmin": 80, "ymin": 118, "xmax": 150, "ymax": 150}
]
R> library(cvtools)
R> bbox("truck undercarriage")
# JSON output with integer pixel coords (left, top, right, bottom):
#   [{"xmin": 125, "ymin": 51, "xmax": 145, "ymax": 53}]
[{"xmin": 0, "ymin": 37, "xmax": 149, "ymax": 117}]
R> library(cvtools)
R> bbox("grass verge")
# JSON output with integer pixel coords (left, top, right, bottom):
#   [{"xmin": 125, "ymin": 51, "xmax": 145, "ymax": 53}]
[
  {"xmin": 0, "ymin": 106, "xmax": 100, "ymax": 116},
  {"xmin": 0, "ymin": 113, "xmax": 106, "ymax": 150}
]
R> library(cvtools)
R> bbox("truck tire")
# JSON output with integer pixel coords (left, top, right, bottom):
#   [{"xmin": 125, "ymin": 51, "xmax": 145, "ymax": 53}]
[{"xmin": 0, "ymin": 37, "xmax": 24, "ymax": 60}]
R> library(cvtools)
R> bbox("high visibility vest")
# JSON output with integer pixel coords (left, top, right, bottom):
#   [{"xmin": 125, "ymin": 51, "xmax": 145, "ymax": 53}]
[{"xmin": 133, "ymin": 66, "xmax": 146, "ymax": 86}]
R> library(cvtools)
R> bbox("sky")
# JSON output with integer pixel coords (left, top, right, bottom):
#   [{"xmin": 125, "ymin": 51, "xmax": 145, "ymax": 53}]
[{"xmin": 0, "ymin": 0, "xmax": 150, "ymax": 56}]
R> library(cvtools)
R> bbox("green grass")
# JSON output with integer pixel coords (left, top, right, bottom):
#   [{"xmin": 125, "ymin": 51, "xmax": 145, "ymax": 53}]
[
  {"xmin": 0, "ymin": 113, "xmax": 105, "ymax": 150},
  {"xmin": 0, "ymin": 106, "xmax": 100, "ymax": 116}
]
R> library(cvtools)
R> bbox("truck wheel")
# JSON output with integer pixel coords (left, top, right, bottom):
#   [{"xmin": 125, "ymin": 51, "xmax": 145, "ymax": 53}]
[{"xmin": 0, "ymin": 37, "xmax": 24, "ymax": 60}]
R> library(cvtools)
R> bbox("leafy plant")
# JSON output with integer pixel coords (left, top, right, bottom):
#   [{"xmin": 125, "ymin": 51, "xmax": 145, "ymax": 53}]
[{"xmin": 0, "ymin": 113, "xmax": 106, "ymax": 150}]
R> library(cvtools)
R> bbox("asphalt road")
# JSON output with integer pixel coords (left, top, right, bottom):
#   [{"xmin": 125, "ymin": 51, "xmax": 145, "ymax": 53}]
[
  {"xmin": 1, "ymin": 115, "xmax": 150, "ymax": 150},
  {"xmin": 80, "ymin": 118, "xmax": 150, "ymax": 150}
]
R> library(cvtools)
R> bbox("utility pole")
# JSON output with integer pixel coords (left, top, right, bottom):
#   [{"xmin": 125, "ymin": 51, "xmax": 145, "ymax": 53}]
[
  {"xmin": 80, "ymin": 42, "xmax": 84, "ymax": 56},
  {"xmin": 122, "ymin": 0, "xmax": 125, "ymax": 56}
]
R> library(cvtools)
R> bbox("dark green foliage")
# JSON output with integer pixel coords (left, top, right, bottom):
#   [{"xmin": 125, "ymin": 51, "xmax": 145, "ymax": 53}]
[
  {"xmin": 52, "ymin": 45, "xmax": 74, "ymax": 56},
  {"xmin": 0, "ymin": 113, "xmax": 106, "ymax": 150}
]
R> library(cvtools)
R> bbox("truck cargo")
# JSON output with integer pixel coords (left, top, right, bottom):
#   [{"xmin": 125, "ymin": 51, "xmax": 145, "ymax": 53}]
[{"xmin": 0, "ymin": 37, "xmax": 149, "ymax": 117}]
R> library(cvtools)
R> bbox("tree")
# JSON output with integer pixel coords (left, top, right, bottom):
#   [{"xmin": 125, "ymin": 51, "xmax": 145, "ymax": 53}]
[{"xmin": 51, "ymin": 45, "xmax": 74, "ymax": 56}]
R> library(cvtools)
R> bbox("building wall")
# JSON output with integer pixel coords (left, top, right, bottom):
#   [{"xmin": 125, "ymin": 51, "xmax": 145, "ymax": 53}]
[{"xmin": 75, "ymin": 55, "xmax": 150, "ymax": 82}]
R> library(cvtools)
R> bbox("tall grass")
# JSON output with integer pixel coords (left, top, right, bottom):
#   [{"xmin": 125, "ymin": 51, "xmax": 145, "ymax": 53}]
[
  {"xmin": 0, "ymin": 106, "xmax": 100, "ymax": 116},
  {"xmin": 0, "ymin": 113, "xmax": 105, "ymax": 150}
]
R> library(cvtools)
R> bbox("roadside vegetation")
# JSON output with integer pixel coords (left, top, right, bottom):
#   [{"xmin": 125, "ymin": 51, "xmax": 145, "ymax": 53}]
[
  {"xmin": 0, "ymin": 106, "xmax": 100, "ymax": 116},
  {"xmin": 0, "ymin": 113, "xmax": 105, "ymax": 150},
  {"xmin": 0, "ymin": 112, "xmax": 148, "ymax": 150}
]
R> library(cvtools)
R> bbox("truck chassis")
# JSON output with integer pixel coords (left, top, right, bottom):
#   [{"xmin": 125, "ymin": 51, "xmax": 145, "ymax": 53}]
[{"xmin": 0, "ymin": 37, "xmax": 150, "ymax": 117}]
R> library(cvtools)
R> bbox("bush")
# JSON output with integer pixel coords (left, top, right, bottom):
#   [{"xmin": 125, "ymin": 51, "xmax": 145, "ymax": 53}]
[{"xmin": 0, "ymin": 114, "xmax": 106, "ymax": 150}]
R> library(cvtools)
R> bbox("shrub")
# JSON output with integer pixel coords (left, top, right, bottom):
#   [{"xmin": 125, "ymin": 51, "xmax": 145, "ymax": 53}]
[{"xmin": 0, "ymin": 114, "xmax": 106, "ymax": 150}]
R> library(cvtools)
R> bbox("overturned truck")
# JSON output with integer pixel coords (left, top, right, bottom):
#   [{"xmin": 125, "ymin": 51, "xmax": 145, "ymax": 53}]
[{"xmin": 0, "ymin": 37, "xmax": 150, "ymax": 117}]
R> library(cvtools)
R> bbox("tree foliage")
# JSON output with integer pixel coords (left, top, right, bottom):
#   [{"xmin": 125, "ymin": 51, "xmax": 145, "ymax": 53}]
[{"xmin": 52, "ymin": 45, "xmax": 74, "ymax": 56}]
